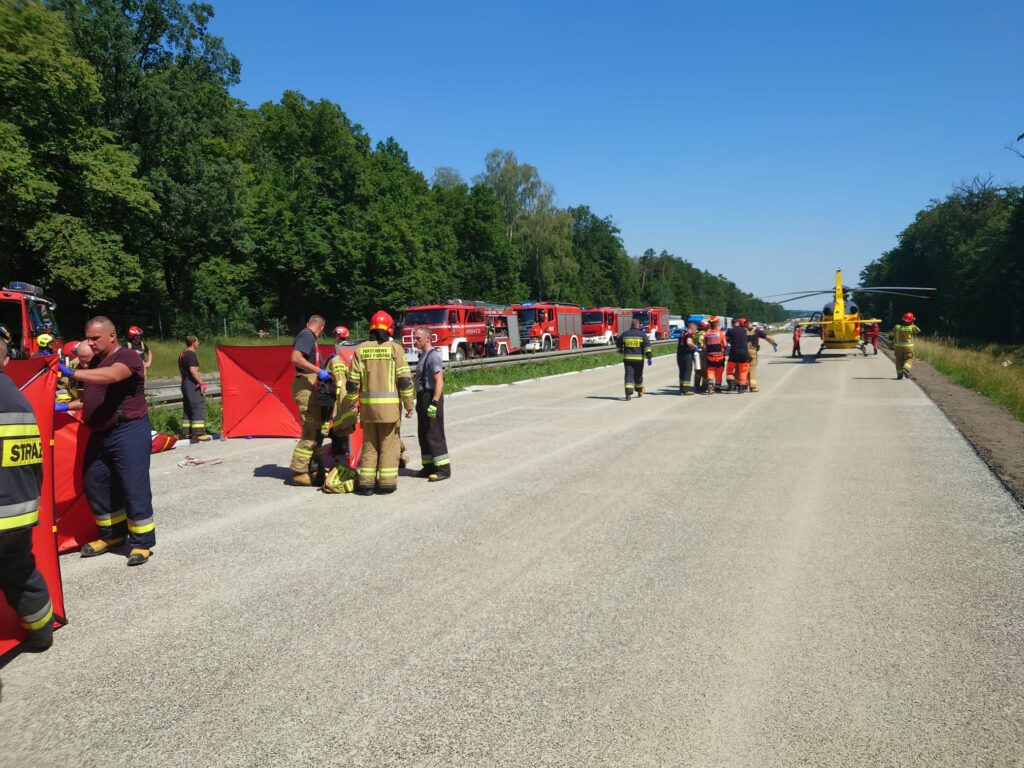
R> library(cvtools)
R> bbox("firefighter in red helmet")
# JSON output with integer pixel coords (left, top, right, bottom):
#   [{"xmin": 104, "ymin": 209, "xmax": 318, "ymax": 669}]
[
  {"xmin": 890, "ymin": 311, "xmax": 921, "ymax": 380},
  {"xmin": 339, "ymin": 311, "xmax": 414, "ymax": 494},
  {"xmin": 334, "ymin": 326, "xmax": 350, "ymax": 346},
  {"xmin": 125, "ymin": 325, "xmax": 152, "ymax": 376}
]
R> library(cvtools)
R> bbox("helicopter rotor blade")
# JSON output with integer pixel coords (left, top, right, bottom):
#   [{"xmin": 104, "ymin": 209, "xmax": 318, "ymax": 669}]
[
  {"xmin": 761, "ymin": 291, "xmax": 836, "ymax": 304},
  {"xmin": 757, "ymin": 289, "xmax": 831, "ymax": 299},
  {"xmin": 849, "ymin": 289, "xmax": 934, "ymax": 300},
  {"xmin": 850, "ymin": 286, "xmax": 936, "ymax": 292}
]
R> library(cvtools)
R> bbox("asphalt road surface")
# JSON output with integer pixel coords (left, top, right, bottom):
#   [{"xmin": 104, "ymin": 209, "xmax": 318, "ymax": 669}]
[{"xmin": 2, "ymin": 350, "xmax": 1023, "ymax": 767}]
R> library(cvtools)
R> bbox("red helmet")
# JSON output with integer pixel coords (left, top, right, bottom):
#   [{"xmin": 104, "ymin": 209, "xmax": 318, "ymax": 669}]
[
  {"xmin": 699, "ymin": 321, "xmax": 709, "ymax": 330},
  {"xmin": 369, "ymin": 310, "xmax": 394, "ymax": 335},
  {"xmin": 902, "ymin": 312, "xmax": 915, "ymax": 323},
  {"xmin": 738, "ymin": 317, "xmax": 748, "ymax": 327},
  {"xmin": 61, "ymin": 340, "xmax": 80, "ymax": 357},
  {"xmin": 128, "ymin": 325, "xmax": 143, "ymax": 337},
  {"xmin": 334, "ymin": 325, "xmax": 349, "ymax": 340}
]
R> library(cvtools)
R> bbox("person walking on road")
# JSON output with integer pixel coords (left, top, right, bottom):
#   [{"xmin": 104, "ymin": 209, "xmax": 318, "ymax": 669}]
[
  {"xmin": 340, "ymin": 311, "xmax": 414, "ymax": 495},
  {"xmin": 178, "ymin": 335, "xmax": 210, "ymax": 442},
  {"xmin": 676, "ymin": 321, "xmax": 698, "ymax": 395},
  {"xmin": 617, "ymin": 318, "xmax": 651, "ymax": 401},
  {"xmin": 59, "ymin": 317, "xmax": 155, "ymax": 566},
  {"xmin": 890, "ymin": 312, "xmax": 921, "ymax": 380},
  {"xmin": 791, "ymin": 324, "xmax": 803, "ymax": 357},
  {"xmin": 289, "ymin": 315, "xmax": 328, "ymax": 486},
  {"xmin": 412, "ymin": 328, "xmax": 450, "ymax": 482},
  {"xmin": 745, "ymin": 321, "xmax": 777, "ymax": 393},
  {"xmin": 0, "ymin": 340, "xmax": 53, "ymax": 651}
]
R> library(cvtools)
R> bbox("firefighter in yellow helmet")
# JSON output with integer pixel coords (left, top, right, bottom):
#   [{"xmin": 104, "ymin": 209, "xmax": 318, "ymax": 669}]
[
  {"xmin": 339, "ymin": 311, "xmax": 414, "ymax": 495},
  {"xmin": 890, "ymin": 311, "xmax": 921, "ymax": 380}
]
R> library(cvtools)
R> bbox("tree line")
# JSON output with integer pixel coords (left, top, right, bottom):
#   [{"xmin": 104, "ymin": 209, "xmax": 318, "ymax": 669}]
[
  {"xmin": 859, "ymin": 177, "xmax": 1024, "ymax": 343},
  {"xmin": 0, "ymin": 0, "xmax": 785, "ymax": 337}
]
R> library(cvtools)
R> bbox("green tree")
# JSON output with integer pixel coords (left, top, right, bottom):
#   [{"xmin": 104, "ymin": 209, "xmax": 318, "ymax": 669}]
[{"xmin": 0, "ymin": 0, "xmax": 157, "ymax": 306}]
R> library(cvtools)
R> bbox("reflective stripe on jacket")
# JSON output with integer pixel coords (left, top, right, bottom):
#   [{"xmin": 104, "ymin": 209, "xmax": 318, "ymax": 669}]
[
  {"xmin": 0, "ymin": 373, "xmax": 42, "ymax": 533},
  {"xmin": 890, "ymin": 324, "xmax": 920, "ymax": 348},
  {"xmin": 618, "ymin": 328, "xmax": 651, "ymax": 362},
  {"xmin": 342, "ymin": 341, "xmax": 414, "ymax": 423},
  {"xmin": 703, "ymin": 330, "xmax": 725, "ymax": 362}
]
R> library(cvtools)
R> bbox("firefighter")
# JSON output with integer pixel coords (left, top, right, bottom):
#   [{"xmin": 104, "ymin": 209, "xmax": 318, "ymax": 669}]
[
  {"xmin": 693, "ymin": 321, "xmax": 708, "ymax": 393},
  {"xmin": 289, "ymin": 315, "xmax": 329, "ymax": 486},
  {"xmin": 323, "ymin": 338, "xmax": 355, "ymax": 469},
  {"xmin": 676, "ymin": 321, "xmax": 698, "ymax": 395},
  {"xmin": 0, "ymin": 339, "xmax": 53, "ymax": 652},
  {"xmin": 412, "ymin": 327, "xmax": 450, "ymax": 481},
  {"xmin": 890, "ymin": 312, "xmax": 921, "ymax": 380},
  {"xmin": 744, "ymin": 320, "xmax": 777, "ymax": 393},
  {"xmin": 178, "ymin": 335, "xmax": 210, "ymax": 442},
  {"xmin": 340, "ymin": 311, "xmax": 414, "ymax": 495},
  {"xmin": 125, "ymin": 326, "xmax": 152, "ymax": 374},
  {"xmin": 60, "ymin": 317, "xmax": 155, "ymax": 566},
  {"xmin": 31, "ymin": 333, "xmax": 55, "ymax": 357},
  {"xmin": 703, "ymin": 318, "xmax": 727, "ymax": 393},
  {"xmin": 791, "ymin": 324, "xmax": 803, "ymax": 357},
  {"xmin": 616, "ymin": 318, "xmax": 651, "ymax": 400}
]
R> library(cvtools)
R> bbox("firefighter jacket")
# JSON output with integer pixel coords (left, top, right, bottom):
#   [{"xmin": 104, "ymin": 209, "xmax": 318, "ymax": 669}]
[
  {"xmin": 617, "ymin": 328, "xmax": 651, "ymax": 362},
  {"xmin": 890, "ymin": 324, "xmax": 920, "ymax": 348},
  {"xmin": 342, "ymin": 340, "xmax": 414, "ymax": 423},
  {"xmin": 327, "ymin": 352, "xmax": 357, "ymax": 433},
  {"xmin": 0, "ymin": 373, "xmax": 43, "ymax": 534}
]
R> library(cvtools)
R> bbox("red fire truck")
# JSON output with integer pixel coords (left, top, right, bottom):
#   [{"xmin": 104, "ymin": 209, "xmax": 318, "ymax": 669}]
[
  {"xmin": 401, "ymin": 301, "xmax": 521, "ymax": 362},
  {"xmin": 0, "ymin": 281, "xmax": 61, "ymax": 358},
  {"xmin": 632, "ymin": 306, "xmax": 670, "ymax": 340},
  {"xmin": 512, "ymin": 303, "xmax": 583, "ymax": 352},
  {"xmin": 582, "ymin": 307, "xmax": 631, "ymax": 346}
]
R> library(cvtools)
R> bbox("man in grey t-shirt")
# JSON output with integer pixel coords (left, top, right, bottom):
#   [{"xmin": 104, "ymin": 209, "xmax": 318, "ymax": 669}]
[{"xmin": 412, "ymin": 328, "xmax": 450, "ymax": 481}]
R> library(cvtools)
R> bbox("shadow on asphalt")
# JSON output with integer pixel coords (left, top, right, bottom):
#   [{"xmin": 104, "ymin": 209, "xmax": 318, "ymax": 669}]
[
  {"xmin": 253, "ymin": 464, "xmax": 293, "ymax": 481},
  {"xmin": 852, "ymin": 377, "xmax": 898, "ymax": 380},
  {"xmin": 584, "ymin": 396, "xmax": 627, "ymax": 401}
]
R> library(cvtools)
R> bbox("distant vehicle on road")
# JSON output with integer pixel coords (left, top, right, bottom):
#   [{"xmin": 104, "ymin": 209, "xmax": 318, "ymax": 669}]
[
  {"xmin": 582, "ymin": 307, "xmax": 631, "ymax": 346},
  {"xmin": 512, "ymin": 303, "xmax": 583, "ymax": 352}
]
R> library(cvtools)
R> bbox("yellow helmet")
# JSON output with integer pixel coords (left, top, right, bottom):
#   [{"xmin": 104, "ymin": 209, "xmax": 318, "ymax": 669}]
[{"xmin": 37, "ymin": 333, "xmax": 54, "ymax": 348}]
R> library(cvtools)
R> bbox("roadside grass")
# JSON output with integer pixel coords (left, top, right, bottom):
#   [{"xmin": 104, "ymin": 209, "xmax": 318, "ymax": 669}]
[
  {"xmin": 913, "ymin": 338, "xmax": 1024, "ymax": 422},
  {"xmin": 144, "ymin": 337, "xmax": 285, "ymax": 380},
  {"xmin": 148, "ymin": 396, "xmax": 223, "ymax": 437},
  {"xmin": 445, "ymin": 343, "xmax": 677, "ymax": 394}
]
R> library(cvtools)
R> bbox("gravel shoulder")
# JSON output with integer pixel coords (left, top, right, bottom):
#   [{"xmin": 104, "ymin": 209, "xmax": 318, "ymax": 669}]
[{"xmin": 882, "ymin": 347, "xmax": 1024, "ymax": 507}]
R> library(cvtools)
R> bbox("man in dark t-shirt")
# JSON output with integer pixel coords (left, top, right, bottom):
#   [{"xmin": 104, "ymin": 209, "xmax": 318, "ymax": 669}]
[
  {"xmin": 289, "ymin": 314, "xmax": 328, "ymax": 484},
  {"xmin": 724, "ymin": 319, "xmax": 750, "ymax": 392},
  {"xmin": 178, "ymin": 335, "xmax": 209, "ymax": 441},
  {"xmin": 60, "ymin": 316, "xmax": 155, "ymax": 566}
]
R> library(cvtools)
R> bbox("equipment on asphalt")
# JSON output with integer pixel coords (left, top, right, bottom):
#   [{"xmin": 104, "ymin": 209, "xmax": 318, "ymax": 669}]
[{"xmin": 760, "ymin": 269, "xmax": 934, "ymax": 356}]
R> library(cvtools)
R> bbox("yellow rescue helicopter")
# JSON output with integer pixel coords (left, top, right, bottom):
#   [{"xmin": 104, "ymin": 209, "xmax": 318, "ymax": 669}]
[{"xmin": 762, "ymin": 269, "xmax": 935, "ymax": 356}]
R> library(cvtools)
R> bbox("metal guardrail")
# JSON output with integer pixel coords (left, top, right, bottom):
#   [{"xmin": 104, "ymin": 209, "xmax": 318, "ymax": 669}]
[{"xmin": 145, "ymin": 340, "xmax": 677, "ymax": 409}]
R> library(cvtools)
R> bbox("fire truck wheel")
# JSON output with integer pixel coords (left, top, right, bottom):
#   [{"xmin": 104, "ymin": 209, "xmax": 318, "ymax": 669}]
[
  {"xmin": 570, "ymin": 337, "xmax": 578, "ymax": 350},
  {"xmin": 542, "ymin": 337, "xmax": 551, "ymax": 352},
  {"xmin": 454, "ymin": 346, "xmax": 467, "ymax": 362},
  {"xmin": 497, "ymin": 345, "xmax": 507, "ymax": 356}
]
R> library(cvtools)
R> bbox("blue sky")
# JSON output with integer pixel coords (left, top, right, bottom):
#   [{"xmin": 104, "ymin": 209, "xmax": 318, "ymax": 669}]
[{"xmin": 208, "ymin": 0, "xmax": 1023, "ymax": 301}]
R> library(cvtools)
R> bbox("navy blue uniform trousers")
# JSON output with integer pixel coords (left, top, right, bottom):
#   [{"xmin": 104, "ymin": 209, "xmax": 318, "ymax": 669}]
[{"xmin": 84, "ymin": 417, "xmax": 156, "ymax": 550}]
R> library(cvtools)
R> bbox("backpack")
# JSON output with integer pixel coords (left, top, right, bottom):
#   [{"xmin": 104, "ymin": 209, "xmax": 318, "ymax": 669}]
[{"xmin": 315, "ymin": 374, "xmax": 336, "ymax": 407}]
